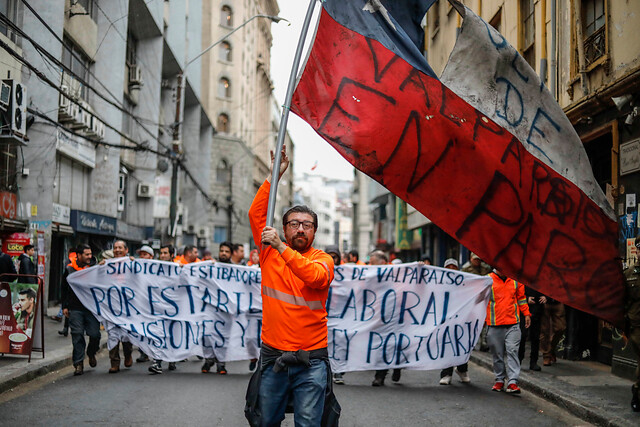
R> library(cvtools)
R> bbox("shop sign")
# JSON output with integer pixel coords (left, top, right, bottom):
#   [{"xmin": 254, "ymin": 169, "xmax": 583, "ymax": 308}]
[
  {"xmin": 153, "ymin": 175, "xmax": 170, "ymax": 218},
  {"xmin": 0, "ymin": 191, "xmax": 17, "ymax": 219},
  {"xmin": 52, "ymin": 203, "xmax": 71, "ymax": 225},
  {"xmin": 70, "ymin": 210, "xmax": 116, "ymax": 236},
  {"xmin": 620, "ymin": 139, "xmax": 640, "ymax": 176},
  {"xmin": 56, "ymin": 129, "xmax": 96, "ymax": 169}
]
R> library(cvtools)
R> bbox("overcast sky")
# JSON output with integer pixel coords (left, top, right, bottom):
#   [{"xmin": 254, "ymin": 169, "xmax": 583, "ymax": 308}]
[{"xmin": 270, "ymin": 0, "xmax": 354, "ymax": 181}]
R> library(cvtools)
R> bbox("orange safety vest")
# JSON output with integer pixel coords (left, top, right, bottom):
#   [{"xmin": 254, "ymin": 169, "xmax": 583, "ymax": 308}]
[
  {"xmin": 486, "ymin": 272, "xmax": 530, "ymax": 326},
  {"xmin": 249, "ymin": 180, "xmax": 334, "ymax": 352},
  {"xmin": 173, "ymin": 255, "xmax": 201, "ymax": 265}
]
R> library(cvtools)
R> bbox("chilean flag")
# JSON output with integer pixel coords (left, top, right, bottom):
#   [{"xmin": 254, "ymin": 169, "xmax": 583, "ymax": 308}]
[{"xmin": 291, "ymin": 0, "xmax": 625, "ymax": 325}]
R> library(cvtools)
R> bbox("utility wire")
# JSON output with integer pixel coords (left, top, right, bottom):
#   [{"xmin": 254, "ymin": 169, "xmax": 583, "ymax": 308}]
[{"xmin": 15, "ymin": 1, "xmax": 170, "ymax": 144}]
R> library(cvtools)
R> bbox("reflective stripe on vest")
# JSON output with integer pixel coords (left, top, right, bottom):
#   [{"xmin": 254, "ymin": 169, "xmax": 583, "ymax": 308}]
[{"xmin": 261, "ymin": 284, "xmax": 325, "ymax": 311}]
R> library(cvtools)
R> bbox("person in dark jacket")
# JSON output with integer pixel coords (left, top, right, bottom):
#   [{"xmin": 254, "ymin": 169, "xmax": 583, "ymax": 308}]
[
  {"xmin": 518, "ymin": 286, "xmax": 545, "ymax": 371},
  {"xmin": 0, "ymin": 245, "xmax": 17, "ymax": 282},
  {"xmin": 61, "ymin": 244, "xmax": 100, "ymax": 376},
  {"xmin": 18, "ymin": 244, "xmax": 37, "ymax": 284}
]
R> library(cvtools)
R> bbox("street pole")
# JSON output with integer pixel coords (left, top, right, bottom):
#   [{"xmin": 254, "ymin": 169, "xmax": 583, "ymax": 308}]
[
  {"xmin": 169, "ymin": 14, "xmax": 288, "ymax": 237},
  {"xmin": 266, "ymin": 0, "xmax": 317, "ymax": 227}
]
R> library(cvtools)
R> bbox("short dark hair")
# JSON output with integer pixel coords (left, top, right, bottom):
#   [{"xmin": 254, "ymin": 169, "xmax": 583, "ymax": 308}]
[
  {"xmin": 23, "ymin": 244, "xmax": 34, "ymax": 253},
  {"xmin": 232, "ymin": 243, "xmax": 243, "ymax": 253},
  {"xmin": 219, "ymin": 241, "xmax": 233, "ymax": 252},
  {"xmin": 76, "ymin": 244, "xmax": 91, "ymax": 255},
  {"xmin": 348, "ymin": 250, "xmax": 359, "ymax": 261},
  {"xmin": 283, "ymin": 206, "xmax": 318, "ymax": 230},
  {"xmin": 160, "ymin": 244, "xmax": 175, "ymax": 257},
  {"xmin": 421, "ymin": 254, "xmax": 432, "ymax": 263},
  {"xmin": 184, "ymin": 245, "xmax": 197, "ymax": 255},
  {"xmin": 19, "ymin": 288, "xmax": 36, "ymax": 299}
]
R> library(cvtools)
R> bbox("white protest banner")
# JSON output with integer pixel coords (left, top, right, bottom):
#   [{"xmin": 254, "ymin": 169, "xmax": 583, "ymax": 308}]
[
  {"xmin": 67, "ymin": 258, "xmax": 262, "ymax": 362},
  {"xmin": 327, "ymin": 263, "xmax": 492, "ymax": 372}
]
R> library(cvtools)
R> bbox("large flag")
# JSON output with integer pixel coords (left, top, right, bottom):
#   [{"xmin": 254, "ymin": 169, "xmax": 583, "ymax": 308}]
[{"xmin": 291, "ymin": 0, "xmax": 624, "ymax": 325}]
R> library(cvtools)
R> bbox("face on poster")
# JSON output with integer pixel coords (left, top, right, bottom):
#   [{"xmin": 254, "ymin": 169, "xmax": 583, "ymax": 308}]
[{"xmin": 0, "ymin": 282, "xmax": 39, "ymax": 355}]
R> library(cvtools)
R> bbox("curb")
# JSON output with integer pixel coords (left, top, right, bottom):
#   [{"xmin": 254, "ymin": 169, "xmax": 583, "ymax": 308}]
[
  {"xmin": 0, "ymin": 336, "xmax": 108, "ymax": 395},
  {"xmin": 469, "ymin": 352, "xmax": 631, "ymax": 427}
]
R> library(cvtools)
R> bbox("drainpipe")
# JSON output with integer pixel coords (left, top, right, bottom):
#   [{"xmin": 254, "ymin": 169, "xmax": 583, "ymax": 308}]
[{"xmin": 550, "ymin": 0, "xmax": 557, "ymax": 99}]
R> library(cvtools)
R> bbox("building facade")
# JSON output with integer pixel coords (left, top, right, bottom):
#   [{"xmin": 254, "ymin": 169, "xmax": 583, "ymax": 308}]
[
  {"xmin": 421, "ymin": 0, "xmax": 639, "ymax": 376},
  {"xmin": 200, "ymin": 0, "xmax": 293, "ymax": 252},
  {"xmin": 0, "ymin": 0, "xmax": 287, "ymax": 307}
]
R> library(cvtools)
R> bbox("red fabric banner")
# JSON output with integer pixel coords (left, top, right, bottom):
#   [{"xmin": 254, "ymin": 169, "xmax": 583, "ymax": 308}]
[{"xmin": 291, "ymin": 9, "xmax": 624, "ymax": 325}]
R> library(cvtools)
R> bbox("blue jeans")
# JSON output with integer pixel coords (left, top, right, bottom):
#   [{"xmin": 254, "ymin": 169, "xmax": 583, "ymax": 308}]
[
  {"xmin": 69, "ymin": 309, "xmax": 101, "ymax": 365},
  {"xmin": 259, "ymin": 358, "xmax": 327, "ymax": 427}
]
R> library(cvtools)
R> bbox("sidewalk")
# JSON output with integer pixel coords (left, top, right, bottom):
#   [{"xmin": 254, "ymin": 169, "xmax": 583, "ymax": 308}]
[
  {"xmin": 0, "ymin": 306, "xmax": 107, "ymax": 394},
  {"xmin": 470, "ymin": 350, "xmax": 638, "ymax": 427}
]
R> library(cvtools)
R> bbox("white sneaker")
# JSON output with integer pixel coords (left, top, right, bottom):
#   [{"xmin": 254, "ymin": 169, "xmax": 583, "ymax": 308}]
[
  {"xmin": 439, "ymin": 375, "xmax": 452, "ymax": 385},
  {"xmin": 456, "ymin": 368, "xmax": 470, "ymax": 383}
]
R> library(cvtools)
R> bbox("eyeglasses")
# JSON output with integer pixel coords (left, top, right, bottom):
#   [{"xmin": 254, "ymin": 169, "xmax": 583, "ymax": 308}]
[{"xmin": 285, "ymin": 220, "xmax": 315, "ymax": 230}]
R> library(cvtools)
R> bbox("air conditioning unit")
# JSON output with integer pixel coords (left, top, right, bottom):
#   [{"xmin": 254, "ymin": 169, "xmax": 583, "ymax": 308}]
[
  {"xmin": 117, "ymin": 193, "xmax": 126, "ymax": 211},
  {"xmin": 137, "ymin": 182, "xmax": 153, "ymax": 198},
  {"xmin": 198, "ymin": 227, "xmax": 210, "ymax": 239},
  {"xmin": 10, "ymin": 81, "xmax": 26, "ymax": 136},
  {"xmin": 62, "ymin": 73, "xmax": 83, "ymax": 100},
  {"xmin": 129, "ymin": 65, "xmax": 142, "ymax": 87},
  {"xmin": 187, "ymin": 224, "xmax": 196, "ymax": 234},
  {"xmin": 81, "ymin": 110, "xmax": 92, "ymax": 129},
  {"xmin": 0, "ymin": 82, "xmax": 10, "ymax": 111},
  {"xmin": 58, "ymin": 98, "xmax": 73, "ymax": 122},
  {"xmin": 96, "ymin": 121, "xmax": 105, "ymax": 139}
]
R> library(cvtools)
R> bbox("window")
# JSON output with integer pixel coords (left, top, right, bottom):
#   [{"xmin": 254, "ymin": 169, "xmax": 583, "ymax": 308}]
[
  {"xmin": 219, "ymin": 41, "xmax": 232, "ymax": 62},
  {"xmin": 61, "ymin": 37, "xmax": 91, "ymax": 100},
  {"xmin": 582, "ymin": 0, "xmax": 606, "ymax": 66},
  {"xmin": 218, "ymin": 77, "xmax": 230, "ymax": 98},
  {"xmin": 216, "ymin": 159, "xmax": 230, "ymax": 184},
  {"xmin": 74, "ymin": 0, "xmax": 98, "ymax": 21},
  {"xmin": 220, "ymin": 5, "xmax": 232, "ymax": 27},
  {"xmin": 217, "ymin": 113, "xmax": 229, "ymax": 133},
  {"xmin": 214, "ymin": 226, "xmax": 228, "ymax": 243},
  {"xmin": 0, "ymin": 0, "xmax": 18, "ymax": 41},
  {"xmin": 520, "ymin": 0, "xmax": 535, "ymax": 68}
]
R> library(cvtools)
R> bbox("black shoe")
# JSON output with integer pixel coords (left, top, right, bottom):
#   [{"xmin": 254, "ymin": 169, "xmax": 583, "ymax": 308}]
[
  {"xmin": 529, "ymin": 363, "xmax": 541, "ymax": 371},
  {"xmin": 58, "ymin": 329, "xmax": 68, "ymax": 337},
  {"xmin": 249, "ymin": 360, "xmax": 257, "ymax": 371},
  {"xmin": 88, "ymin": 353, "xmax": 97, "ymax": 368},
  {"xmin": 73, "ymin": 363, "xmax": 84, "ymax": 376},
  {"xmin": 136, "ymin": 354, "xmax": 149, "ymax": 363},
  {"xmin": 372, "ymin": 377, "xmax": 384, "ymax": 387},
  {"xmin": 148, "ymin": 363, "xmax": 162, "ymax": 375},
  {"xmin": 168, "ymin": 362, "xmax": 176, "ymax": 371},
  {"xmin": 391, "ymin": 369, "xmax": 402, "ymax": 382},
  {"xmin": 632, "ymin": 386, "xmax": 640, "ymax": 412},
  {"xmin": 201, "ymin": 361, "xmax": 213, "ymax": 373}
]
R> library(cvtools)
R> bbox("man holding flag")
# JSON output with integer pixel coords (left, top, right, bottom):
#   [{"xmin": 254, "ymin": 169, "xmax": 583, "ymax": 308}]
[{"xmin": 247, "ymin": 146, "xmax": 339, "ymax": 425}]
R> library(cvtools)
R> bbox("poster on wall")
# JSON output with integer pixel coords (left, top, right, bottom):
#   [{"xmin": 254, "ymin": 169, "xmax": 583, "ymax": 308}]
[
  {"xmin": 0, "ymin": 282, "xmax": 40, "ymax": 357},
  {"xmin": 2, "ymin": 232, "xmax": 31, "ymax": 273},
  {"xmin": 627, "ymin": 238, "xmax": 639, "ymax": 267}
]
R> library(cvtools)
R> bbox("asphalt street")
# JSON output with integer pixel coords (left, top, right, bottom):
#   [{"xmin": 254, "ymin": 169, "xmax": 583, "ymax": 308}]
[{"xmin": 0, "ymin": 352, "xmax": 590, "ymax": 426}]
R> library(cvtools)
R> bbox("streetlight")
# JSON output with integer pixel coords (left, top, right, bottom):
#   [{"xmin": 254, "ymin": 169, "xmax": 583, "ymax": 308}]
[{"xmin": 169, "ymin": 14, "xmax": 289, "ymax": 237}]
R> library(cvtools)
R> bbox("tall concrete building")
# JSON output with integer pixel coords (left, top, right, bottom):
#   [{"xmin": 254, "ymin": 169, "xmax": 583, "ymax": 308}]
[
  {"xmin": 0, "ymin": 0, "xmax": 219, "ymax": 305},
  {"xmin": 200, "ymin": 0, "xmax": 293, "ymax": 251}
]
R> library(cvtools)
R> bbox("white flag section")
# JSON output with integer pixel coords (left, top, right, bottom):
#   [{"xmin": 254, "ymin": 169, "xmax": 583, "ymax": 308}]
[
  {"xmin": 327, "ymin": 263, "xmax": 492, "ymax": 372},
  {"xmin": 67, "ymin": 258, "xmax": 263, "ymax": 362},
  {"xmin": 67, "ymin": 259, "xmax": 492, "ymax": 369}
]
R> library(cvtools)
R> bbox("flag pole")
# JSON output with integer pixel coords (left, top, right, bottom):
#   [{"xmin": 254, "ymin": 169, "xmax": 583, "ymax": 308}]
[{"xmin": 266, "ymin": 0, "xmax": 318, "ymax": 227}]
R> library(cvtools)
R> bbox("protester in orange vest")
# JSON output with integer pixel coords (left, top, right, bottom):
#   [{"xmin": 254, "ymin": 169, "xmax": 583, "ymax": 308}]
[
  {"xmin": 486, "ymin": 269, "xmax": 531, "ymax": 394},
  {"xmin": 174, "ymin": 245, "xmax": 200, "ymax": 265},
  {"xmin": 245, "ymin": 146, "xmax": 338, "ymax": 426}
]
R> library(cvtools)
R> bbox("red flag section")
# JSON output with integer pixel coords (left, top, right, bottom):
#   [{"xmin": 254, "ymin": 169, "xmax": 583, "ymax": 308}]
[{"xmin": 291, "ymin": 9, "xmax": 624, "ymax": 326}]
